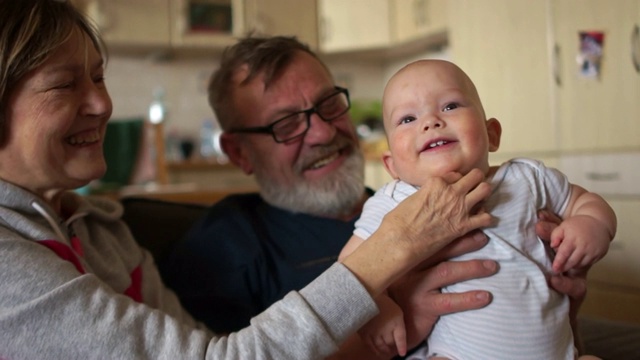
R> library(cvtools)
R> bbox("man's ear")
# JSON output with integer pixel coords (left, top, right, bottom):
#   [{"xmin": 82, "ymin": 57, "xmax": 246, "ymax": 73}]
[
  {"xmin": 486, "ymin": 118, "xmax": 502, "ymax": 152},
  {"xmin": 220, "ymin": 133, "xmax": 253, "ymax": 175},
  {"xmin": 381, "ymin": 150, "xmax": 400, "ymax": 179}
]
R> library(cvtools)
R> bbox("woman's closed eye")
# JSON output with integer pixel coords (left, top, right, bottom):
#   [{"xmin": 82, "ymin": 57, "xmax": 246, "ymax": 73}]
[
  {"xmin": 93, "ymin": 75, "xmax": 106, "ymax": 87},
  {"xmin": 50, "ymin": 81, "xmax": 75, "ymax": 91}
]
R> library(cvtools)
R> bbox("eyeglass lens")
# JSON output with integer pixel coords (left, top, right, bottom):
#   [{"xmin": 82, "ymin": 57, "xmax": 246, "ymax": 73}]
[{"xmin": 272, "ymin": 91, "xmax": 349, "ymax": 142}]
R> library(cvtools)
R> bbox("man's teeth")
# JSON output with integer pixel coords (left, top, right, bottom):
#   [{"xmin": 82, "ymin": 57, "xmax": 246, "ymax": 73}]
[
  {"xmin": 310, "ymin": 152, "xmax": 339, "ymax": 169},
  {"xmin": 67, "ymin": 131, "xmax": 100, "ymax": 145},
  {"xmin": 429, "ymin": 140, "xmax": 448, "ymax": 148}
]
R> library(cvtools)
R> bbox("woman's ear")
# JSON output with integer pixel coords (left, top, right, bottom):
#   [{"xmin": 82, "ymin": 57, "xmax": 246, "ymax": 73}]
[
  {"xmin": 486, "ymin": 118, "xmax": 502, "ymax": 152},
  {"xmin": 382, "ymin": 150, "xmax": 400, "ymax": 179},
  {"xmin": 220, "ymin": 133, "xmax": 253, "ymax": 175}
]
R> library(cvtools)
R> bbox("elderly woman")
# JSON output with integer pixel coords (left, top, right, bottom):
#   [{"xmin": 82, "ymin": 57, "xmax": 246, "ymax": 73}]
[{"xmin": 0, "ymin": 0, "xmax": 498, "ymax": 358}]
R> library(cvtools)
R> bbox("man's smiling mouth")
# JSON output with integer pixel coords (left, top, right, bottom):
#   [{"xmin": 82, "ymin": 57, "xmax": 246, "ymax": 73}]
[{"xmin": 309, "ymin": 152, "xmax": 340, "ymax": 169}]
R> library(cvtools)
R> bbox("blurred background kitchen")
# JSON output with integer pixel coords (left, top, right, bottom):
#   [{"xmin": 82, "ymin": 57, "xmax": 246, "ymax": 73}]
[{"xmin": 71, "ymin": 0, "xmax": 639, "ymax": 325}]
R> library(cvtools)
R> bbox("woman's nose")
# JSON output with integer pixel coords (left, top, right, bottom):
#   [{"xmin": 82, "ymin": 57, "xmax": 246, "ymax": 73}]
[{"xmin": 82, "ymin": 83, "xmax": 112, "ymax": 118}]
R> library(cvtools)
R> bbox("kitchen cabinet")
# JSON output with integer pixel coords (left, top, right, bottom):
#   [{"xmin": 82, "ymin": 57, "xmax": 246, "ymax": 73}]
[
  {"xmin": 448, "ymin": 0, "xmax": 556, "ymax": 156},
  {"xmin": 170, "ymin": 0, "xmax": 245, "ymax": 49},
  {"xmin": 78, "ymin": 0, "xmax": 172, "ymax": 50},
  {"xmin": 318, "ymin": 0, "xmax": 392, "ymax": 53},
  {"xmin": 318, "ymin": 0, "xmax": 447, "ymax": 54},
  {"xmin": 76, "ymin": 0, "xmax": 317, "ymax": 52},
  {"xmin": 551, "ymin": 0, "xmax": 640, "ymax": 152},
  {"xmin": 243, "ymin": 0, "xmax": 318, "ymax": 50},
  {"xmin": 393, "ymin": 0, "xmax": 448, "ymax": 44}
]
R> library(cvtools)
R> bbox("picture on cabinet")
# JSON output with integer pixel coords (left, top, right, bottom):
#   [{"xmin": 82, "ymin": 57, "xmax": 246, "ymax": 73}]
[
  {"xmin": 578, "ymin": 31, "xmax": 604, "ymax": 79},
  {"xmin": 188, "ymin": 0, "xmax": 232, "ymax": 33}
]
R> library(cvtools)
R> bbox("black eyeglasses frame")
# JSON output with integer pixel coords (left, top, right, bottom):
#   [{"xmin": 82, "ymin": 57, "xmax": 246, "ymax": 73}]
[{"xmin": 228, "ymin": 86, "xmax": 350, "ymax": 143}]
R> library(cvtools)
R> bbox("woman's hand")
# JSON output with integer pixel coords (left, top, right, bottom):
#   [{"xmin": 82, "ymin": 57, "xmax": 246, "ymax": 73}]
[{"xmin": 342, "ymin": 169, "xmax": 494, "ymax": 298}]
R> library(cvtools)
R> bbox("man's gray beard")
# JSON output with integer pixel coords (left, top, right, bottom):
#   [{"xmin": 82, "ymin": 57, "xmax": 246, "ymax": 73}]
[{"xmin": 254, "ymin": 150, "xmax": 365, "ymax": 218}]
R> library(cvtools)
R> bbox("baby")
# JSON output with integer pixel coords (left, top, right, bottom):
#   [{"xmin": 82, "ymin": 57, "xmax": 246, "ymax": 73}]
[{"xmin": 339, "ymin": 59, "xmax": 616, "ymax": 359}]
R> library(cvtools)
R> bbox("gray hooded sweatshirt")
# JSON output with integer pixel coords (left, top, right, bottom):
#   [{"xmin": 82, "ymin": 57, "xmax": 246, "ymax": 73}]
[{"xmin": 0, "ymin": 180, "xmax": 377, "ymax": 359}]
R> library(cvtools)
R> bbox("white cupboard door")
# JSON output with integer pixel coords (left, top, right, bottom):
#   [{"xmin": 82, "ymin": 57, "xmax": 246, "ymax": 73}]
[
  {"xmin": 393, "ymin": 0, "xmax": 448, "ymax": 44},
  {"xmin": 318, "ymin": 0, "xmax": 391, "ymax": 53},
  {"xmin": 85, "ymin": 0, "xmax": 172, "ymax": 48},
  {"xmin": 448, "ymin": 0, "xmax": 556, "ymax": 156},
  {"xmin": 552, "ymin": 0, "xmax": 640, "ymax": 151},
  {"xmin": 243, "ymin": 0, "xmax": 319, "ymax": 50}
]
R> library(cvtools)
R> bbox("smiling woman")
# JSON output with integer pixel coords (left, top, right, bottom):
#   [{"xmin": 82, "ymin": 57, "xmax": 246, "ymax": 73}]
[{"xmin": 2, "ymin": 27, "xmax": 112, "ymax": 208}]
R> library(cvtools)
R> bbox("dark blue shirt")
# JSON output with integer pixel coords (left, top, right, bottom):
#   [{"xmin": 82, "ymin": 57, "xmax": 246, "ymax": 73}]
[{"xmin": 159, "ymin": 191, "xmax": 370, "ymax": 333}]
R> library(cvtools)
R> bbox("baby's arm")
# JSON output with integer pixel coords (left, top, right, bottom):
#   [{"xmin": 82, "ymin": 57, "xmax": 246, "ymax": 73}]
[
  {"xmin": 551, "ymin": 184, "xmax": 617, "ymax": 273},
  {"xmin": 358, "ymin": 292, "xmax": 407, "ymax": 357},
  {"xmin": 339, "ymin": 235, "xmax": 408, "ymax": 357}
]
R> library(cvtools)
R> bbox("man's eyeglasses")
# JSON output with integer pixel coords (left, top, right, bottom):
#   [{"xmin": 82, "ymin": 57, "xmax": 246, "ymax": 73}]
[{"xmin": 229, "ymin": 86, "xmax": 350, "ymax": 143}]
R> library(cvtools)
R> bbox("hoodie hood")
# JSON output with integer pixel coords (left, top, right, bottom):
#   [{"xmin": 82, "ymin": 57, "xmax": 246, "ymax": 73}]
[{"xmin": 0, "ymin": 179, "xmax": 123, "ymax": 246}]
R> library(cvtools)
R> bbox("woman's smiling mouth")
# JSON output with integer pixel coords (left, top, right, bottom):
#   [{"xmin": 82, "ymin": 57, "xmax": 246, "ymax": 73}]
[{"xmin": 66, "ymin": 129, "xmax": 101, "ymax": 146}]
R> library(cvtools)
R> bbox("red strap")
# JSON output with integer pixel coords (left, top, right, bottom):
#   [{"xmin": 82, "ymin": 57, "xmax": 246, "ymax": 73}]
[
  {"xmin": 123, "ymin": 266, "xmax": 143, "ymax": 303},
  {"xmin": 39, "ymin": 240, "xmax": 85, "ymax": 274},
  {"xmin": 38, "ymin": 240, "xmax": 143, "ymax": 302}
]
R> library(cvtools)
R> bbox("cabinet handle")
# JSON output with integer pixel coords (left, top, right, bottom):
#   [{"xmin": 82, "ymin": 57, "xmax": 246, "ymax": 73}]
[
  {"xmin": 553, "ymin": 43, "xmax": 562, "ymax": 86},
  {"xmin": 585, "ymin": 172, "xmax": 620, "ymax": 181},
  {"xmin": 632, "ymin": 24, "xmax": 640, "ymax": 73},
  {"xmin": 413, "ymin": 0, "xmax": 428, "ymax": 27},
  {"xmin": 319, "ymin": 17, "xmax": 331, "ymax": 45}
]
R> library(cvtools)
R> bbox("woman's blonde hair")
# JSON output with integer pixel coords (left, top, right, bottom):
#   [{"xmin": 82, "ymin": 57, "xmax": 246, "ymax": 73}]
[{"xmin": 0, "ymin": 0, "xmax": 106, "ymax": 145}]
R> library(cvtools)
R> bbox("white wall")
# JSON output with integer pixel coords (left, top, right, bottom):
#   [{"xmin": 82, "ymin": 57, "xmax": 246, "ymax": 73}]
[{"xmin": 106, "ymin": 55, "xmax": 219, "ymax": 139}]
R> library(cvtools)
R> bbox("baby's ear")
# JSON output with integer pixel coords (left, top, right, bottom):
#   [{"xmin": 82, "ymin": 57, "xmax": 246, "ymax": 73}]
[
  {"xmin": 486, "ymin": 118, "xmax": 502, "ymax": 152},
  {"xmin": 382, "ymin": 150, "xmax": 400, "ymax": 179}
]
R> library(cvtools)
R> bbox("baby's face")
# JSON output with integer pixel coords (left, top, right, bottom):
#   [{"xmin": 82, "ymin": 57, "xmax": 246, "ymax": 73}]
[{"xmin": 381, "ymin": 60, "xmax": 501, "ymax": 186}]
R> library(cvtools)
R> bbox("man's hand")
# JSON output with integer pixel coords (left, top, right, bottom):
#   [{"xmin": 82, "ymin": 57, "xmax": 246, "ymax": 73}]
[{"xmin": 388, "ymin": 230, "xmax": 497, "ymax": 350}]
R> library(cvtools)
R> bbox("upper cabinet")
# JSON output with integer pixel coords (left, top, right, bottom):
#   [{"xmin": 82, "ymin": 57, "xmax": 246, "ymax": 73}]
[
  {"xmin": 169, "ymin": 0, "xmax": 244, "ymax": 49},
  {"xmin": 76, "ymin": 0, "xmax": 172, "ymax": 50},
  {"xmin": 393, "ymin": 0, "xmax": 448, "ymax": 44},
  {"xmin": 318, "ymin": 0, "xmax": 392, "ymax": 53},
  {"xmin": 243, "ymin": 0, "xmax": 318, "ymax": 50},
  {"xmin": 448, "ymin": 0, "xmax": 555, "ymax": 156},
  {"xmin": 317, "ymin": 0, "xmax": 447, "ymax": 54},
  {"xmin": 77, "ymin": 0, "xmax": 318, "ymax": 53},
  {"xmin": 551, "ymin": 0, "xmax": 640, "ymax": 152}
]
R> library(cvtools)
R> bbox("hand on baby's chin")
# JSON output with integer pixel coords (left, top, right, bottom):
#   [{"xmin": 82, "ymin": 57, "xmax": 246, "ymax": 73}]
[
  {"xmin": 440, "ymin": 170, "xmax": 487, "ymax": 216},
  {"xmin": 441, "ymin": 171, "xmax": 463, "ymax": 184}
]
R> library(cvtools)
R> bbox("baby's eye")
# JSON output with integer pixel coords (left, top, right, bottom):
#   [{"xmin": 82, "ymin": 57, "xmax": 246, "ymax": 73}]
[
  {"xmin": 443, "ymin": 103, "xmax": 460, "ymax": 111},
  {"xmin": 399, "ymin": 115, "xmax": 416, "ymax": 125}
]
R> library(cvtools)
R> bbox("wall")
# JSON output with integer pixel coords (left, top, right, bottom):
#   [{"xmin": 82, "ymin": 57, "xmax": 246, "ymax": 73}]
[
  {"xmin": 105, "ymin": 53, "xmax": 406, "ymax": 139},
  {"xmin": 106, "ymin": 55, "xmax": 218, "ymax": 139}
]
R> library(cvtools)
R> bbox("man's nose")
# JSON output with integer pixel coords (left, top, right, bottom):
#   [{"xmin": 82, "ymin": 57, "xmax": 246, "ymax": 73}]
[{"xmin": 304, "ymin": 112, "xmax": 338, "ymax": 143}]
